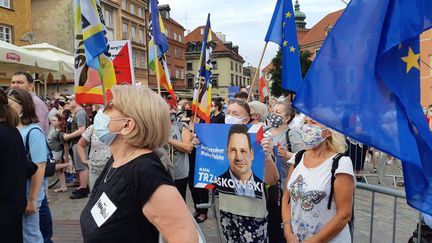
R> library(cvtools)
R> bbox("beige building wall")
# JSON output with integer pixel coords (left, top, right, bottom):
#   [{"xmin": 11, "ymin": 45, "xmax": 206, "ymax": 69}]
[
  {"xmin": 31, "ymin": 0, "xmax": 74, "ymax": 52},
  {"xmin": 186, "ymin": 56, "xmax": 243, "ymax": 99}
]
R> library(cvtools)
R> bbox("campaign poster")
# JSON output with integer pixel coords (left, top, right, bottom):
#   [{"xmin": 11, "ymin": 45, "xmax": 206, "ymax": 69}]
[
  {"xmin": 194, "ymin": 124, "xmax": 265, "ymax": 199},
  {"xmin": 109, "ymin": 40, "xmax": 135, "ymax": 85},
  {"xmin": 227, "ymin": 86, "xmax": 240, "ymax": 100}
]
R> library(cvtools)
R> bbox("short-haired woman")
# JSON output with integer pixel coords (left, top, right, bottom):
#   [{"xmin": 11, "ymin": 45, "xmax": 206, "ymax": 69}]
[
  {"xmin": 7, "ymin": 88, "xmax": 49, "ymax": 243},
  {"xmin": 282, "ymin": 117, "xmax": 355, "ymax": 243},
  {"xmin": 0, "ymin": 88, "xmax": 28, "ymax": 242},
  {"xmin": 80, "ymin": 85, "xmax": 198, "ymax": 242}
]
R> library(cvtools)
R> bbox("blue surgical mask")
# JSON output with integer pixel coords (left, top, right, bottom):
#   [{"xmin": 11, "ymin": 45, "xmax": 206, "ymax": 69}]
[{"xmin": 94, "ymin": 110, "xmax": 124, "ymax": 146}]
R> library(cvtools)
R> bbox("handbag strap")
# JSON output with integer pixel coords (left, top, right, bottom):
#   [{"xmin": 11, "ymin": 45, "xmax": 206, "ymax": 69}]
[{"xmin": 25, "ymin": 126, "xmax": 53, "ymax": 161}]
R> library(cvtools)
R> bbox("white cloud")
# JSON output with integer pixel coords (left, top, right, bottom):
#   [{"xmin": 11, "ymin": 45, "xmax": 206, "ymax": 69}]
[{"xmin": 159, "ymin": 0, "xmax": 349, "ymax": 69}]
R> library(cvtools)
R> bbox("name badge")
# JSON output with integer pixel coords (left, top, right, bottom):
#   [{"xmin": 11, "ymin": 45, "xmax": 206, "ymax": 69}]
[{"xmin": 91, "ymin": 192, "xmax": 117, "ymax": 227}]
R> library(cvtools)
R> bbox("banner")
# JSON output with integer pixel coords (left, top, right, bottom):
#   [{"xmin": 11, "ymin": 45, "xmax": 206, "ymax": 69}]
[
  {"xmin": 194, "ymin": 124, "xmax": 265, "ymax": 199},
  {"xmin": 109, "ymin": 40, "xmax": 135, "ymax": 85},
  {"xmin": 227, "ymin": 86, "xmax": 240, "ymax": 100}
]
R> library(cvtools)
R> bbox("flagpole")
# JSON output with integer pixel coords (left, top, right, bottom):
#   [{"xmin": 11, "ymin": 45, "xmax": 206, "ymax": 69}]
[
  {"xmin": 153, "ymin": 44, "xmax": 161, "ymax": 95},
  {"xmin": 191, "ymin": 77, "xmax": 203, "ymax": 132},
  {"xmin": 98, "ymin": 56, "xmax": 108, "ymax": 106},
  {"xmin": 248, "ymin": 42, "xmax": 268, "ymax": 101}
]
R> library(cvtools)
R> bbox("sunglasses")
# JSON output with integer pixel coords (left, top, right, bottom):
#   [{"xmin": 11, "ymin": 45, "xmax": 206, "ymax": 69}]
[
  {"xmin": 103, "ymin": 101, "xmax": 116, "ymax": 112},
  {"xmin": 228, "ymin": 99, "xmax": 246, "ymax": 105}
]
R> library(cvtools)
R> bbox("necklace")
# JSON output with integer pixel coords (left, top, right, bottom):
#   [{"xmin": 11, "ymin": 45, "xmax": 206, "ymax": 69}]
[
  {"xmin": 104, "ymin": 166, "xmax": 117, "ymax": 183},
  {"xmin": 104, "ymin": 148, "xmax": 140, "ymax": 183}
]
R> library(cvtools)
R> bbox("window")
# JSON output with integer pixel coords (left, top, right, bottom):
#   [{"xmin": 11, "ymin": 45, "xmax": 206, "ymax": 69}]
[
  {"xmin": 103, "ymin": 8, "xmax": 115, "ymax": 41},
  {"xmin": 315, "ymin": 48, "xmax": 320, "ymax": 57},
  {"xmin": 0, "ymin": 25, "xmax": 12, "ymax": 43},
  {"xmin": 231, "ymin": 74, "xmax": 234, "ymax": 86},
  {"xmin": 138, "ymin": 8, "xmax": 143, "ymax": 18},
  {"xmin": 139, "ymin": 52, "xmax": 146, "ymax": 68},
  {"xmin": 165, "ymin": 28, "xmax": 169, "ymax": 37},
  {"xmin": 132, "ymin": 51, "xmax": 138, "ymax": 67},
  {"xmin": 235, "ymin": 75, "xmax": 238, "ymax": 86},
  {"xmin": 174, "ymin": 32, "xmax": 177, "ymax": 41},
  {"xmin": 187, "ymin": 63, "xmax": 193, "ymax": 71},
  {"xmin": 180, "ymin": 70, "xmax": 184, "ymax": 79},
  {"xmin": 240, "ymin": 66, "xmax": 242, "ymax": 74},
  {"xmin": 231, "ymin": 61, "xmax": 233, "ymax": 70},
  {"xmin": 175, "ymin": 69, "xmax": 179, "ymax": 79},
  {"xmin": 211, "ymin": 61, "xmax": 218, "ymax": 70},
  {"xmin": 122, "ymin": 0, "xmax": 126, "ymax": 10},
  {"xmin": 174, "ymin": 48, "xmax": 178, "ymax": 57},
  {"xmin": 178, "ymin": 35, "xmax": 182, "ymax": 42},
  {"xmin": 139, "ymin": 29, "xmax": 144, "ymax": 44},
  {"xmin": 131, "ymin": 26, "xmax": 136, "ymax": 41},
  {"xmin": 235, "ymin": 63, "xmax": 238, "ymax": 72},
  {"xmin": 0, "ymin": 0, "xmax": 10, "ymax": 8},
  {"xmin": 130, "ymin": 4, "xmax": 135, "ymax": 14},
  {"xmin": 188, "ymin": 78, "xmax": 194, "ymax": 88},
  {"xmin": 212, "ymin": 75, "xmax": 219, "ymax": 87},
  {"xmin": 122, "ymin": 22, "xmax": 128, "ymax": 39}
]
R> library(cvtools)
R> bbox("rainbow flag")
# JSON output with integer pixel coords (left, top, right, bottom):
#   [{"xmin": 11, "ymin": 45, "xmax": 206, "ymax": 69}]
[
  {"xmin": 148, "ymin": 0, "xmax": 176, "ymax": 101},
  {"xmin": 74, "ymin": 0, "xmax": 116, "ymax": 104},
  {"xmin": 192, "ymin": 14, "xmax": 213, "ymax": 123}
]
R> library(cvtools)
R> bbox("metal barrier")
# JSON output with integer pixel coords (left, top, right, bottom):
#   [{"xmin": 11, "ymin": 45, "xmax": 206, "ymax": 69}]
[{"xmin": 355, "ymin": 182, "xmax": 422, "ymax": 243}]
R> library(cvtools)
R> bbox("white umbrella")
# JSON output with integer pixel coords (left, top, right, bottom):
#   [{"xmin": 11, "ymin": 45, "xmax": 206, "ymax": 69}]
[
  {"xmin": 22, "ymin": 43, "xmax": 74, "ymax": 75},
  {"xmin": 0, "ymin": 40, "xmax": 59, "ymax": 72}
]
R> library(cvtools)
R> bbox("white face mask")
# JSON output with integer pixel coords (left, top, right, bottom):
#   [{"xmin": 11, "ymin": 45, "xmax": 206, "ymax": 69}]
[{"xmin": 225, "ymin": 115, "xmax": 244, "ymax": 124}]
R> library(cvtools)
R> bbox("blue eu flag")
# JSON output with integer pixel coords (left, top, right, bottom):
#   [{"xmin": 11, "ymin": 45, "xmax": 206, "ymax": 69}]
[
  {"xmin": 265, "ymin": 0, "xmax": 302, "ymax": 92},
  {"xmin": 293, "ymin": 0, "xmax": 432, "ymax": 215}
]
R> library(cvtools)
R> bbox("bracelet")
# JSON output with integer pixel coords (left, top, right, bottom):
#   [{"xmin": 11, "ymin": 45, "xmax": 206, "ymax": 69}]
[{"xmin": 280, "ymin": 220, "xmax": 291, "ymax": 229}]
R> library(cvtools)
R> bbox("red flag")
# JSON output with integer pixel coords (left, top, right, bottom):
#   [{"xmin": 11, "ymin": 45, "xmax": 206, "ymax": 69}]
[{"xmin": 259, "ymin": 76, "xmax": 268, "ymax": 102}]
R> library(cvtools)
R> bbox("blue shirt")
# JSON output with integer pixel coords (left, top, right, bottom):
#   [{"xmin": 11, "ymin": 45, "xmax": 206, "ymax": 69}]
[{"xmin": 19, "ymin": 123, "xmax": 48, "ymax": 202}]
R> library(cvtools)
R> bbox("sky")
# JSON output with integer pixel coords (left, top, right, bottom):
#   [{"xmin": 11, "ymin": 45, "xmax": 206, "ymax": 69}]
[{"xmin": 158, "ymin": 0, "xmax": 349, "ymax": 69}]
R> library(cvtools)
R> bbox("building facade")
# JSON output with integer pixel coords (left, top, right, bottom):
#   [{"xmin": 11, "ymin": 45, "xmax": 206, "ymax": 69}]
[
  {"xmin": 185, "ymin": 27, "xmax": 244, "ymax": 99},
  {"xmin": 420, "ymin": 29, "xmax": 432, "ymax": 107},
  {"xmin": 148, "ymin": 4, "xmax": 186, "ymax": 94},
  {"xmin": 120, "ymin": 0, "xmax": 148, "ymax": 86},
  {"xmin": 26, "ymin": 0, "xmax": 150, "ymax": 95},
  {"xmin": 0, "ymin": 0, "xmax": 32, "ymax": 46},
  {"xmin": 0, "ymin": 0, "xmax": 33, "ymax": 87}
]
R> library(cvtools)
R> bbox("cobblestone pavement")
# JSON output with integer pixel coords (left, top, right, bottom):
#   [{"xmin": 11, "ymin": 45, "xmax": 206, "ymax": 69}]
[{"xmin": 48, "ymin": 159, "xmax": 420, "ymax": 243}]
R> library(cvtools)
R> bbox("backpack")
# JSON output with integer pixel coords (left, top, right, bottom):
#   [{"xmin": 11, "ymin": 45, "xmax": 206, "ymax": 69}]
[
  {"xmin": 293, "ymin": 150, "xmax": 354, "ymax": 238},
  {"xmin": 25, "ymin": 127, "xmax": 56, "ymax": 177}
]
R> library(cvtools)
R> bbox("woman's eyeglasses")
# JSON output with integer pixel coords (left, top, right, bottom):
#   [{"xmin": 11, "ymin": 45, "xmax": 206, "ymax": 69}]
[{"xmin": 228, "ymin": 99, "xmax": 246, "ymax": 105}]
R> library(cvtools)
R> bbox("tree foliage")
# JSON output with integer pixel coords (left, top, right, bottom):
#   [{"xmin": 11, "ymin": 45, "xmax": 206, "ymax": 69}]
[{"xmin": 270, "ymin": 49, "xmax": 313, "ymax": 98}]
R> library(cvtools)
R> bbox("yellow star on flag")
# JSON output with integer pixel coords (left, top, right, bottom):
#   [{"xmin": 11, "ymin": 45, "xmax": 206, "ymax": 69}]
[
  {"xmin": 283, "ymin": 40, "xmax": 288, "ymax": 46},
  {"xmin": 289, "ymin": 46, "xmax": 296, "ymax": 53},
  {"xmin": 285, "ymin": 11, "xmax": 292, "ymax": 18},
  {"xmin": 401, "ymin": 47, "xmax": 420, "ymax": 73}
]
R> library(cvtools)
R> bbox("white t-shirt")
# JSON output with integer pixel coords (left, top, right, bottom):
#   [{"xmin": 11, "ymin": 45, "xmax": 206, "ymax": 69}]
[{"xmin": 287, "ymin": 152, "xmax": 354, "ymax": 242}]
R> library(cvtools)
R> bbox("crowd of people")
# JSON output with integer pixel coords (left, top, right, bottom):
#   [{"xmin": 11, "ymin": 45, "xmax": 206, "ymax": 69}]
[{"xmin": 2, "ymin": 70, "xmax": 431, "ymax": 243}]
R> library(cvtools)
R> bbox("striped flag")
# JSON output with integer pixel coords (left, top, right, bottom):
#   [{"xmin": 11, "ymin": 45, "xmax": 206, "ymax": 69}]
[
  {"xmin": 259, "ymin": 76, "xmax": 268, "ymax": 102},
  {"xmin": 192, "ymin": 14, "xmax": 213, "ymax": 123},
  {"xmin": 148, "ymin": 0, "xmax": 176, "ymax": 101},
  {"xmin": 74, "ymin": 0, "xmax": 116, "ymax": 104}
]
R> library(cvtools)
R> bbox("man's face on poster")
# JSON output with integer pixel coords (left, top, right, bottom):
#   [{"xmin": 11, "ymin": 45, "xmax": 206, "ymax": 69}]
[{"xmin": 227, "ymin": 133, "xmax": 254, "ymax": 180}]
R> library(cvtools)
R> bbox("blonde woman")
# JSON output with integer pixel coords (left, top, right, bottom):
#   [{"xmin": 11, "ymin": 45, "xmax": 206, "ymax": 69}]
[
  {"xmin": 79, "ymin": 85, "xmax": 198, "ymax": 242},
  {"xmin": 282, "ymin": 117, "xmax": 354, "ymax": 243}
]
